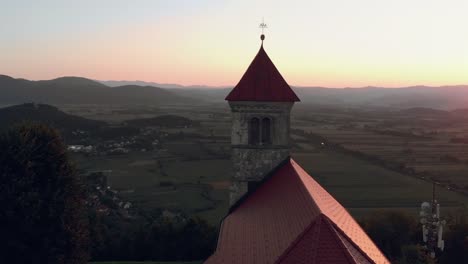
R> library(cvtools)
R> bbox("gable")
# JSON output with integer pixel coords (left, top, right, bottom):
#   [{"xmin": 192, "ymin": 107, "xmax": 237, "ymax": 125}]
[
  {"xmin": 206, "ymin": 159, "xmax": 389, "ymax": 264},
  {"xmin": 277, "ymin": 215, "xmax": 373, "ymax": 264}
]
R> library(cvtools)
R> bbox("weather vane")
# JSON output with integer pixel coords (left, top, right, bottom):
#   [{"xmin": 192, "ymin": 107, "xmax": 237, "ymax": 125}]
[{"xmin": 259, "ymin": 18, "xmax": 267, "ymax": 42}]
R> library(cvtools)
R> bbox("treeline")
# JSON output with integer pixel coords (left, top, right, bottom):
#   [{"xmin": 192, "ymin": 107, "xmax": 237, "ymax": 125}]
[
  {"xmin": 360, "ymin": 209, "xmax": 468, "ymax": 264},
  {"xmin": 89, "ymin": 211, "xmax": 217, "ymax": 261},
  {"xmin": 0, "ymin": 124, "xmax": 89, "ymax": 264}
]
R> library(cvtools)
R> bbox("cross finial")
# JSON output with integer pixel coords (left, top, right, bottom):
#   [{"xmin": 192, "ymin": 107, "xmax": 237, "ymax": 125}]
[{"xmin": 259, "ymin": 18, "xmax": 267, "ymax": 43}]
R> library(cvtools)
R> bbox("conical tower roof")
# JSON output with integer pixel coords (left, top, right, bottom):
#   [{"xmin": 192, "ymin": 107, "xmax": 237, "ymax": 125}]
[{"xmin": 225, "ymin": 40, "xmax": 300, "ymax": 102}]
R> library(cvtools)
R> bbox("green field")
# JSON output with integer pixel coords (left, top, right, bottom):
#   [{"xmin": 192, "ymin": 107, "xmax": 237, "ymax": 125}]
[
  {"xmin": 293, "ymin": 107, "xmax": 468, "ymax": 191},
  {"xmin": 75, "ymin": 142, "xmax": 468, "ymax": 226},
  {"xmin": 69, "ymin": 104, "xmax": 468, "ymax": 227},
  {"xmin": 293, "ymin": 149, "xmax": 468, "ymax": 218},
  {"xmin": 72, "ymin": 150, "xmax": 230, "ymax": 225}
]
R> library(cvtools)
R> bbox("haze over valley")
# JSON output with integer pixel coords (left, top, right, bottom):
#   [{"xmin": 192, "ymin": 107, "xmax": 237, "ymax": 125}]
[{"xmin": 2, "ymin": 74, "xmax": 468, "ymax": 109}]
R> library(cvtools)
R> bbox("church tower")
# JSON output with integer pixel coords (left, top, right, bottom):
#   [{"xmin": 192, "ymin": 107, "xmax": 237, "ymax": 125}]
[
  {"xmin": 207, "ymin": 32, "xmax": 389, "ymax": 264},
  {"xmin": 226, "ymin": 34, "xmax": 300, "ymax": 205}
]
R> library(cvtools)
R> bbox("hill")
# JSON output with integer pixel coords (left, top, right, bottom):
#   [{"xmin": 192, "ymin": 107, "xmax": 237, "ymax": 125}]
[
  {"xmin": 123, "ymin": 82, "xmax": 468, "ymax": 110},
  {"xmin": 293, "ymin": 85, "xmax": 468, "ymax": 109},
  {"xmin": 4, "ymin": 74, "xmax": 468, "ymax": 109},
  {"xmin": 0, "ymin": 103, "xmax": 105, "ymax": 130},
  {"xmin": 99, "ymin": 79, "xmax": 230, "ymax": 90},
  {"xmin": 0, "ymin": 75, "xmax": 194, "ymax": 105}
]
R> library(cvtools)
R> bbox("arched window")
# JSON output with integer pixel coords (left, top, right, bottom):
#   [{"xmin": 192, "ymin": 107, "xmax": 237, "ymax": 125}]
[
  {"xmin": 261, "ymin": 118, "xmax": 271, "ymax": 145},
  {"xmin": 249, "ymin": 117, "xmax": 260, "ymax": 145}
]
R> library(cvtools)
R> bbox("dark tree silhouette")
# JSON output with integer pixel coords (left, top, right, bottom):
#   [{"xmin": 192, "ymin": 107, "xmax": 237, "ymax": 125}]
[
  {"xmin": 0, "ymin": 124, "xmax": 89, "ymax": 264},
  {"xmin": 360, "ymin": 210, "xmax": 419, "ymax": 261},
  {"xmin": 439, "ymin": 214, "xmax": 468, "ymax": 264}
]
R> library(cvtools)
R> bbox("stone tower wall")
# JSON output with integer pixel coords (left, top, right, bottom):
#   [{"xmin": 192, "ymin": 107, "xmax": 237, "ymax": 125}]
[{"xmin": 229, "ymin": 101, "xmax": 293, "ymax": 205}]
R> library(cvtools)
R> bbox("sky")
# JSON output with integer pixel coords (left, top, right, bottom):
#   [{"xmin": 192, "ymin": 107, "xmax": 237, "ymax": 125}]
[{"xmin": 1, "ymin": 0, "xmax": 467, "ymax": 88}]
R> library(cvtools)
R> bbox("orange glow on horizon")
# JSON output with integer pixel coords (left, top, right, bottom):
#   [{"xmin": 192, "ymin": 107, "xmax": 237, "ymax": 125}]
[{"xmin": 1, "ymin": 0, "xmax": 467, "ymax": 88}]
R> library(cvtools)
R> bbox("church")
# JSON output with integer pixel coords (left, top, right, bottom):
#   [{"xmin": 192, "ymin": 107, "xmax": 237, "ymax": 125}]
[{"xmin": 205, "ymin": 34, "xmax": 390, "ymax": 264}]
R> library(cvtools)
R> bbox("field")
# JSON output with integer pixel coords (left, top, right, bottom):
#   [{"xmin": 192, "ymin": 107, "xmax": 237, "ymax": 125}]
[
  {"xmin": 67, "ymin": 104, "xmax": 468, "ymax": 226},
  {"xmin": 293, "ymin": 149, "xmax": 468, "ymax": 218},
  {"xmin": 293, "ymin": 106, "xmax": 468, "ymax": 191},
  {"xmin": 69, "ymin": 104, "xmax": 232, "ymax": 225}
]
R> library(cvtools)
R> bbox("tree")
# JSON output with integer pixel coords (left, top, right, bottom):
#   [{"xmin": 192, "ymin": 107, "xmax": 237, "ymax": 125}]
[
  {"xmin": 439, "ymin": 213, "xmax": 468, "ymax": 264},
  {"xmin": 0, "ymin": 124, "xmax": 89, "ymax": 264},
  {"xmin": 360, "ymin": 210, "xmax": 419, "ymax": 261},
  {"xmin": 399, "ymin": 245, "xmax": 435, "ymax": 264}
]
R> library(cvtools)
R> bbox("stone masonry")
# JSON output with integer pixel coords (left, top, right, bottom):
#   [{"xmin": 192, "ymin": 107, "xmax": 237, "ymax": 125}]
[{"xmin": 229, "ymin": 101, "xmax": 294, "ymax": 205}]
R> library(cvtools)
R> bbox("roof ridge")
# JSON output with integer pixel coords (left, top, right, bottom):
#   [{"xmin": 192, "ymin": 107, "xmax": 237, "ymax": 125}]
[
  {"xmin": 289, "ymin": 159, "xmax": 332, "ymax": 214},
  {"xmin": 325, "ymin": 215, "xmax": 390, "ymax": 263},
  {"xmin": 276, "ymin": 214, "xmax": 372, "ymax": 264},
  {"xmin": 289, "ymin": 159, "xmax": 390, "ymax": 264},
  {"xmin": 322, "ymin": 214, "xmax": 377, "ymax": 264},
  {"xmin": 274, "ymin": 214, "xmax": 324, "ymax": 264}
]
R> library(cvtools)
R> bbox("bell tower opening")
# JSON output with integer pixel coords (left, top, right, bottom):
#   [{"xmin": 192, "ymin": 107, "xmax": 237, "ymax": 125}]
[
  {"xmin": 261, "ymin": 117, "xmax": 271, "ymax": 145},
  {"xmin": 248, "ymin": 117, "xmax": 260, "ymax": 145},
  {"xmin": 248, "ymin": 117, "xmax": 272, "ymax": 146}
]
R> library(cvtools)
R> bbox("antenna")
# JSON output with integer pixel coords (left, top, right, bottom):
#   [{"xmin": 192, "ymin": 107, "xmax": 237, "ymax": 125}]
[{"xmin": 420, "ymin": 182, "xmax": 446, "ymax": 259}]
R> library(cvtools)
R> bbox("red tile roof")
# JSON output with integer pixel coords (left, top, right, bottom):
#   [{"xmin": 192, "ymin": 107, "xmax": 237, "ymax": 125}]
[
  {"xmin": 205, "ymin": 159, "xmax": 389, "ymax": 264},
  {"xmin": 277, "ymin": 215, "xmax": 373, "ymax": 264},
  {"xmin": 225, "ymin": 45, "xmax": 300, "ymax": 102}
]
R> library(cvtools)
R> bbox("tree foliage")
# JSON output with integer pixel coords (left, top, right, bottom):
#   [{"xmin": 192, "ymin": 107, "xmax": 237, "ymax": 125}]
[
  {"xmin": 0, "ymin": 124, "xmax": 89, "ymax": 264},
  {"xmin": 439, "ymin": 212, "xmax": 468, "ymax": 264},
  {"xmin": 360, "ymin": 210, "xmax": 418, "ymax": 260},
  {"xmin": 88, "ymin": 210, "xmax": 217, "ymax": 262},
  {"xmin": 361, "ymin": 209, "xmax": 468, "ymax": 263}
]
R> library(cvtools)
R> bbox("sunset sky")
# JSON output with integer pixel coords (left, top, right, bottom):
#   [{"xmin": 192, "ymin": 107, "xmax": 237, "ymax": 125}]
[{"xmin": 1, "ymin": 0, "xmax": 467, "ymax": 87}]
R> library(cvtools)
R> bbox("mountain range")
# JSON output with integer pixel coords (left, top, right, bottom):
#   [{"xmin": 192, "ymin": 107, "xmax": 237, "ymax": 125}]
[
  {"xmin": 99, "ymin": 80, "xmax": 230, "ymax": 90},
  {"xmin": 2, "ymin": 75, "xmax": 468, "ymax": 109},
  {"xmin": 99, "ymin": 79, "xmax": 468, "ymax": 109},
  {"xmin": 0, "ymin": 75, "xmax": 192, "ymax": 105}
]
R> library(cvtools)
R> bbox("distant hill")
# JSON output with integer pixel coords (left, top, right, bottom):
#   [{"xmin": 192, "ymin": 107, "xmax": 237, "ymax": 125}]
[
  {"xmin": 104, "ymin": 81, "xmax": 468, "ymax": 109},
  {"xmin": 0, "ymin": 75, "xmax": 194, "ymax": 105},
  {"xmin": 99, "ymin": 79, "xmax": 231, "ymax": 103},
  {"xmin": 3, "ymin": 74, "xmax": 468, "ymax": 109},
  {"xmin": 0, "ymin": 103, "xmax": 105, "ymax": 131},
  {"xmin": 100, "ymin": 79, "xmax": 468, "ymax": 109},
  {"xmin": 99, "ymin": 79, "xmax": 230, "ymax": 90},
  {"xmin": 293, "ymin": 85, "xmax": 468, "ymax": 109},
  {"xmin": 125, "ymin": 114, "xmax": 198, "ymax": 128}
]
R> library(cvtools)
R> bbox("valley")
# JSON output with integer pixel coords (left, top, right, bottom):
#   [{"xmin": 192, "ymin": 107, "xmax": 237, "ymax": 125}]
[{"xmin": 36, "ymin": 103, "xmax": 468, "ymax": 225}]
